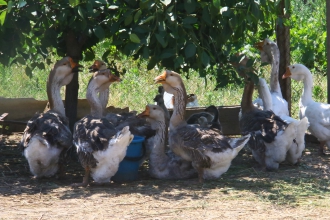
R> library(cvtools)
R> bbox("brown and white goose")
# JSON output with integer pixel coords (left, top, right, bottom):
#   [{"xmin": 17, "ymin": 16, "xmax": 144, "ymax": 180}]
[
  {"xmin": 19, "ymin": 57, "xmax": 78, "ymax": 178},
  {"xmin": 155, "ymin": 70, "xmax": 250, "ymax": 182},
  {"xmin": 90, "ymin": 61, "xmax": 155, "ymax": 139},
  {"xmin": 72, "ymin": 69, "xmax": 133, "ymax": 187},
  {"xmin": 138, "ymin": 104, "xmax": 197, "ymax": 179},
  {"xmin": 239, "ymin": 79, "xmax": 296, "ymax": 170}
]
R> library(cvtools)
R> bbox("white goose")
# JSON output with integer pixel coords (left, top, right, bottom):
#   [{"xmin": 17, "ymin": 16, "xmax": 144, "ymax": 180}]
[
  {"xmin": 255, "ymin": 39, "xmax": 309, "ymax": 164},
  {"xmin": 72, "ymin": 69, "xmax": 133, "ymax": 187},
  {"xmin": 283, "ymin": 64, "xmax": 330, "ymax": 155},
  {"xmin": 19, "ymin": 57, "xmax": 77, "ymax": 178}
]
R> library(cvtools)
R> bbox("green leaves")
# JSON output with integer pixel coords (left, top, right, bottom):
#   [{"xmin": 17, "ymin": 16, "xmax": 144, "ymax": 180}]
[
  {"xmin": 0, "ymin": 11, "xmax": 6, "ymax": 25},
  {"xmin": 18, "ymin": 0, "xmax": 26, "ymax": 8},
  {"xmin": 129, "ymin": 33, "xmax": 141, "ymax": 43},
  {"xmin": 69, "ymin": 0, "xmax": 80, "ymax": 7},
  {"xmin": 0, "ymin": 0, "xmax": 7, "ymax": 5},
  {"xmin": 185, "ymin": 43, "xmax": 196, "ymax": 58},
  {"xmin": 93, "ymin": 26, "xmax": 105, "ymax": 40},
  {"xmin": 184, "ymin": 0, "xmax": 196, "ymax": 14},
  {"xmin": 160, "ymin": 0, "xmax": 171, "ymax": 6}
]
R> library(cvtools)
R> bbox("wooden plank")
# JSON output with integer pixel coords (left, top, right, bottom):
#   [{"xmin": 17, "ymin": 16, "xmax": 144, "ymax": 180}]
[{"xmin": 168, "ymin": 105, "xmax": 241, "ymax": 135}]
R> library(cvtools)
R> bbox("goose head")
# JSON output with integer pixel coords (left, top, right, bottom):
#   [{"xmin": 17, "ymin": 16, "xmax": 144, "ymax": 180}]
[
  {"xmin": 282, "ymin": 64, "xmax": 310, "ymax": 81},
  {"xmin": 255, "ymin": 38, "xmax": 278, "ymax": 64},
  {"xmin": 92, "ymin": 69, "xmax": 121, "ymax": 90},
  {"xmin": 154, "ymin": 70, "xmax": 183, "ymax": 90},
  {"xmin": 89, "ymin": 60, "xmax": 107, "ymax": 72},
  {"xmin": 51, "ymin": 57, "xmax": 79, "ymax": 86},
  {"xmin": 138, "ymin": 104, "xmax": 165, "ymax": 128}
]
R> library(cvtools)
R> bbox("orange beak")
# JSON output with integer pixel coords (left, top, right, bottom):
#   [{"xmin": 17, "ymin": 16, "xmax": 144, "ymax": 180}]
[
  {"xmin": 69, "ymin": 57, "xmax": 79, "ymax": 69},
  {"xmin": 282, "ymin": 67, "xmax": 291, "ymax": 79},
  {"xmin": 109, "ymin": 74, "xmax": 122, "ymax": 83},
  {"xmin": 154, "ymin": 71, "xmax": 167, "ymax": 84},
  {"xmin": 254, "ymin": 40, "xmax": 265, "ymax": 51},
  {"xmin": 137, "ymin": 106, "xmax": 150, "ymax": 118}
]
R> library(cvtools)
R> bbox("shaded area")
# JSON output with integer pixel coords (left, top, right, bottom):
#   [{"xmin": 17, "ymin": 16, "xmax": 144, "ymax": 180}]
[{"xmin": 0, "ymin": 133, "xmax": 329, "ymax": 208}]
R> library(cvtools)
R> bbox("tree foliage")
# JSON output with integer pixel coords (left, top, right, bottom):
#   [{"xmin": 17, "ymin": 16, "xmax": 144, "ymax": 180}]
[{"xmin": 0, "ymin": 0, "xmax": 281, "ymax": 88}]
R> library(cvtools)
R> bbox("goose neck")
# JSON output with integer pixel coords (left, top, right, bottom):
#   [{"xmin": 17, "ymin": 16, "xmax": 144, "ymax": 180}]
[
  {"xmin": 300, "ymin": 71, "xmax": 314, "ymax": 106},
  {"xmin": 269, "ymin": 46, "xmax": 282, "ymax": 96},
  {"xmin": 47, "ymin": 72, "xmax": 65, "ymax": 116},
  {"xmin": 86, "ymin": 81, "xmax": 103, "ymax": 118},
  {"xmin": 241, "ymin": 81, "xmax": 255, "ymax": 114},
  {"xmin": 170, "ymin": 85, "xmax": 187, "ymax": 129}
]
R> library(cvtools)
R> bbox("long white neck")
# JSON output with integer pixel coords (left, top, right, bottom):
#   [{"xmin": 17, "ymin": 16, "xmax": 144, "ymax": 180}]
[
  {"xmin": 300, "ymin": 70, "xmax": 314, "ymax": 106},
  {"xmin": 148, "ymin": 120, "xmax": 169, "ymax": 172},
  {"xmin": 269, "ymin": 46, "xmax": 282, "ymax": 96},
  {"xmin": 258, "ymin": 78, "xmax": 272, "ymax": 111},
  {"xmin": 47, "ymin": 74, "xmax": 65, "ymax": 116},
  {"xmin": 86, "ymin": 81, "xmax": 103, "ymax": 118},
  {"xmin": 170, "ymin": 85, "xmax": 187, "ymax": 130}
]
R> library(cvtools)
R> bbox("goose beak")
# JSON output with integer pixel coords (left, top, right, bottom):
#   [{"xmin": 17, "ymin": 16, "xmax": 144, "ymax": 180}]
[
  {"xmin": 154, "ymin": 71, "xmax": 167, "ymax": 84},
  {"xmin": 254, "ymin": 41, "xmax": 264, "ymax": 51},
  {"xmin": 282, "ymin": 67, "xmax": 291, "ymax": 79},
  {"xmin": 69, "ymin": 57, "xmax": 79, "ymax": 69},
  {"xmin": 137, "ymin": 106, "xmax": 150, "ymax": 118},
  {"xmin": 110, "ymin": 74, "xmax": 122, "ymax": 82}
]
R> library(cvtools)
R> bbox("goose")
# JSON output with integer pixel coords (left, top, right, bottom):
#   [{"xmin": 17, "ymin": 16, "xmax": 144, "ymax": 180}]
[
  {"xmin": 253, "ymin": 38, "xmax": 289, "ymax": 115},
  {"xmin": 282, "ymin": 64, "xmax": 330, "ymax": 155},
  {"xmin": 89, "ymin": 60, "xmax": 109, "ymax": 111},
  {"xmin": 19, "ymin": 57, "xmax": 78, "ymax": 178},
  {"xmin": 239, "ymin": 78, "xmax": 297, "ymax": 170},
  {"xmin": 155, "ymin": 70, "xmax": 251, "ymax": 182},
  {"xmin": 72, "ymin": 69, "xmax": 133, "ymax": 187},
  {"xmin": 153, "ymin": 86, "xmax": 170, "ymax": 123},
  {"xmin": 186, "ymin": 105, "xmax": 222, "ymax": 132},
  {"xmin": 138, "ymin": 104, "xmax": 197, "ymax": 179},
  {"xmin": 186, "ymin": 94, "xmax": 199, "ymax": 107},
  {"xmin": 89, "ymin": 61, "xmax": 155, "ymax": 140},
  {"xmin": 255, "ymin": 39, "xmax": 309, "ymax": 163}
]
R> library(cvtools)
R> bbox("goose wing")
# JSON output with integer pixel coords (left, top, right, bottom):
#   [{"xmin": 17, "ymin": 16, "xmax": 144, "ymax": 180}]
[
  {"xmin": 19, "ymin": 111, "xmax": 72, "ymax": 151},
  {"xmin": 240, "ymin": 109, "xmax": 288, "ymax": 143},
  {"xmin": 73, "ymin": 116, "xmax": 117, "ymax": 153},
  {"xmin": 171, "ymin": 125, "xmax": 232, "ymax": 168}
]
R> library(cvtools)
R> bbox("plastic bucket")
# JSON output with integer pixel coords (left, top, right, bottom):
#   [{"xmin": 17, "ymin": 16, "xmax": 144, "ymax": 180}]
[{"xmin": 112, "ymin": 135, "xmax": 145, "ymax": 182}]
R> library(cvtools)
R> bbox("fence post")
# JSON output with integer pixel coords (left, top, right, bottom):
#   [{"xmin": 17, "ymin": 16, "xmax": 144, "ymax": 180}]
[
  {"xmin": 276, "ymin": 0, "xmax": 291, "ymax": 115},
  {"xmin": 327, "ymin": 0, "xmax": 330, "ymax": 104}
]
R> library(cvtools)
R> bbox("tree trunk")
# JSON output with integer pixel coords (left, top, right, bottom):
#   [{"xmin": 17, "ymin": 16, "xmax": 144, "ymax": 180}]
[
  {"xmin": 65, "ymin": 30, "xmax": 87, "ymax": 131},
  {"xmin": 276, "ymin": 0, "xmax": 291, "ymax": 115},
  {"xmin": 327, "ymin": 0, "xmax": 330, "ymax": 103}
]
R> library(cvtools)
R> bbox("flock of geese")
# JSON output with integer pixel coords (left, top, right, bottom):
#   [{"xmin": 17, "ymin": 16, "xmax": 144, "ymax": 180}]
[{"xmin": 18, "ymin": 38, "xmax": 330, "ymax": 187}]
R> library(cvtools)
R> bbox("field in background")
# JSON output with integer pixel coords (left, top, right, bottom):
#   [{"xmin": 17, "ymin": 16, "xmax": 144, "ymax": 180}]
[{"xmin": 0, "ymin": 53, "xmax": 327, "ymax": 119}]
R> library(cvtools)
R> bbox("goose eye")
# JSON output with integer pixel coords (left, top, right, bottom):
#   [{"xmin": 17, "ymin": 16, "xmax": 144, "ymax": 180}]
[
  {"xmin": 292, "ymin": 66, "xmax": 295, "ymax": 69},
  {"xmin": 170, "ymin": 74, "xmax": 173, "ymax": 76},
  {"xmin": 153, "ymin": 107, "xmax": 156, "ymax": 110},
  {"xmin": 266, "ymin": 43, "xmax": 269, "ymax": 45}
]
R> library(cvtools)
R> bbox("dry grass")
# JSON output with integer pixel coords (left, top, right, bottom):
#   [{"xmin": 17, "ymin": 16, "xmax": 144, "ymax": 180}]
[{"xmin": 1, "ymin": 133, "xmax": 330, "ymax": 219}]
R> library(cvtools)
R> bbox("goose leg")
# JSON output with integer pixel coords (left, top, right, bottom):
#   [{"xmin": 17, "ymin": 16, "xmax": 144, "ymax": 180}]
[
  {"xmin": 71, "ymin": 167, "xmax": 90, "ymax": 187},
  {"xmin": 198, "ymin": 167, "xmax": 204, "ymax": 183},
  {"xmin": 319, "ymin": 141, "xmax": 326, "ymax": 156}
]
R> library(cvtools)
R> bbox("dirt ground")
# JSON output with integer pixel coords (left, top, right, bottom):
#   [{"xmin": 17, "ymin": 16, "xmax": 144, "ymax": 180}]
[{"xmin": 1, "ymin": 132, "xmax": 330, "ymax": 220}]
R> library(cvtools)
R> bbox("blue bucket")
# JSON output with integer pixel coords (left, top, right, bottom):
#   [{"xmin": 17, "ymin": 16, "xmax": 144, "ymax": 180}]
[{"xmin": 112, "ymin": 135, "xmax": 145, "ymax": 183}]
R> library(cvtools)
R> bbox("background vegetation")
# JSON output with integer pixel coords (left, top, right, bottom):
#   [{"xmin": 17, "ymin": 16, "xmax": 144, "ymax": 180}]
[{"xmin": 0, "ymin": 0, "xmax": 327, "ymax": 117}]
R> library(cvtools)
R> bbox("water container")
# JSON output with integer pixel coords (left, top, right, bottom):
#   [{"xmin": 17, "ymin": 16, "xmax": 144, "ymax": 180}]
[{"xmin": 112, "ymin": 135, "xmax": 145, "ymax": 182}]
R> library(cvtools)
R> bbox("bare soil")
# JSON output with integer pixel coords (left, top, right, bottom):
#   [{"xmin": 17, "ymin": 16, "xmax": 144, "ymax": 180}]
[{"xmin": 1, "ymin": 133, "xmax": 330, "ymax": 220}]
